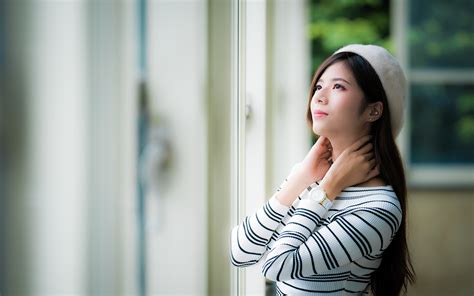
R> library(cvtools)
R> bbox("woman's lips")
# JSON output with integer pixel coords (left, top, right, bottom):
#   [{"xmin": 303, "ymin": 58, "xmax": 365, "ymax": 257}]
[{"xmin": 313, "ymin": 111, "xmax": 328, "ymax": 118}]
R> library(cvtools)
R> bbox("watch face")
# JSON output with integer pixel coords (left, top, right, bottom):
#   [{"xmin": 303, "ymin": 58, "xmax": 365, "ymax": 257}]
[{"xmin": 310, "ymin": 188, "xmax": 325, "ymax": 202}]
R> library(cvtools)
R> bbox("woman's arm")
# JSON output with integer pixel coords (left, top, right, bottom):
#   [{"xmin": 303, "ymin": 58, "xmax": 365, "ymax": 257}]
[
  {"xmin": 230, "ymin": 195, "xmax": 288, "ymax": 267},
  {"xmin": 261, "ymin": 195, "xmax": 402, "ymax": 281},
  {"xmin": 230, "ymin": 135, "xmax": 334, "ymax": 267},
  {"xmin": 261, "ymin": 135, "xmax": 385, "ymax": 280},
  {"xmin": 230, "ymin": 164, "xmax": 302, "ymax": 267},
  {"xmin": 230, "ymin": 135, "xmax": 377, "ymax": 268},
  {"xmin": 277, "ymin": 135, "xmax": 378, "ymax": 205}
]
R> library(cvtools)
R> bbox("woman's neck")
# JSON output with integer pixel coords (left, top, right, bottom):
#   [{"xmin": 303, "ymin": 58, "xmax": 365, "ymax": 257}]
[
  {"xmin": 328, "ymin": 132, "xmax": 367, "ymax": 162},
  {"xmin": 327, "ymin": 132, "xmax": 386, "ymax": 187}
]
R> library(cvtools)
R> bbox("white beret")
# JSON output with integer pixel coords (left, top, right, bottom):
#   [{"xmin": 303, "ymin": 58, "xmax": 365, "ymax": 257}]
[{"xmin": 334, "ymin": 44, "xmax": 406, "ymax": 138}]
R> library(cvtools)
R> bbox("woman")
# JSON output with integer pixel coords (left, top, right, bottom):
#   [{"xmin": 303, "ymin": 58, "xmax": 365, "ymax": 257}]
[{"xmin": 230, "ymin": 44, "xmax": 415, "ymax": 295}]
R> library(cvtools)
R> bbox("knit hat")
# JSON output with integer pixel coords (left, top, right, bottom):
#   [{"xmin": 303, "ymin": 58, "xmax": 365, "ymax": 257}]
[{"xmin": 334, "ymin": 44, "xmax": 406, "ymax": 138}]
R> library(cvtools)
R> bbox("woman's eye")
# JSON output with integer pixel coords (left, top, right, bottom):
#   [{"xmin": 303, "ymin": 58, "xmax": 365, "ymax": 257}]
[
  {"xmin": 315, "ymin": 85, "xmax": 322, "ymax": 91},
  {"xmin": 333, "ymin": 83, "xmax": 344, "ymax": 90}
]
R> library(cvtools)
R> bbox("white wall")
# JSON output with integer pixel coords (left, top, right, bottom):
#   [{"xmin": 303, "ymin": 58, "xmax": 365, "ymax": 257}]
[{"xmin": 147, "ymin": 0, "xmax": 208, "ymax": 294}]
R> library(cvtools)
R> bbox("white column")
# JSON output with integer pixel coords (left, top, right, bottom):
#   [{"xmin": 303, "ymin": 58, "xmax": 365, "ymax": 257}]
[
  {"xmin": 2, "ymin": 0, "xmax": 137, "ymax": 294},
  {"xmin": 25, "ymin": 1, "xmax": 88, "ymax": 294},
  {"xmin": 86, "ymin": 0, "xmax": 137, "ymax": 295},
  {"xmin": 270, "ymin": 0, "xmax": 310, "ymax": 188},
  {"xmin": 147, "ymin": 0, "xmax": 208, "ymax": 294}
]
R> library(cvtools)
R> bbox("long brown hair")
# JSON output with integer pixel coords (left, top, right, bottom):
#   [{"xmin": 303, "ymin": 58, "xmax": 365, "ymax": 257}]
[{"xmin": 305, "ymin": 52, "xmax": 416, "ymax": 295}]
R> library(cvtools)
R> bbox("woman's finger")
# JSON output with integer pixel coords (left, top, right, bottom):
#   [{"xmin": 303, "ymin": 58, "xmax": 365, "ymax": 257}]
[
  {"xmin": 315, "ymin": 135, "xmax": 327, "ymax": 146},
  {"xmin": 363, "ymin": 151, "xmax": 375, "ymax": 161},
  {"xmin": 358, "ymin": 142, "xmax": 373, "ymax": 155},
  {"xmin": 321, "ymin": 151, "xmax": 331, "ymax": 159},
  {"xmin": 311, "ymin": 136, "xmax": 328, "ymax": 153},
  {"xmin": 368, "ymin": 158, "xmax": 377, "ymax": 169},
  {"xmin": 349, "ymin": 135, "xmax": 372, "ymax": 152},
  {"xmin": 366, "ymin": 165, "xmax": 380, "ymax": 180}
]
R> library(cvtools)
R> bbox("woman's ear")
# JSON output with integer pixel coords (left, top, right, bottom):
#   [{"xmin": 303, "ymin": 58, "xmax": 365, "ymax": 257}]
[{"xmin": 365, "ymin": 101, "xmax": 383, "ymax": 123}]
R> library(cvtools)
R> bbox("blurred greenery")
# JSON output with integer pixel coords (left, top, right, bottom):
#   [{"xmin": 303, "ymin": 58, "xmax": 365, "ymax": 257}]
[
  {"xmin": 409, "ymin": 0, "xmax": 474, "ymax": 68},
  {"xmin": 411, "ymin": 86, "xmax": 474, "ymax": 164},
  {"xmin": 409, "ymin": 0, "xmax": 474, "ymax": 163},
  {"xmin": 457, "ymin": 93, "xmax": 474, "ymax": 143},
  {"xmin": 308, "ymin": 0, "xmax": 390, "ymax": 74}
]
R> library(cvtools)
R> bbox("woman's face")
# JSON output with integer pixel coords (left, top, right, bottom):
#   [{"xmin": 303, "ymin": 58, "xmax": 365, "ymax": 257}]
[{"xmin": 310, "ymin": 61, "xmax": 369, "ymax": 138}]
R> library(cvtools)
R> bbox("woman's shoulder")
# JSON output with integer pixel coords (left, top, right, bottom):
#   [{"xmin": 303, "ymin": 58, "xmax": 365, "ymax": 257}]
[{"xmin": 338, "ymin": 180, "xmax": 400, "ymax": 210}]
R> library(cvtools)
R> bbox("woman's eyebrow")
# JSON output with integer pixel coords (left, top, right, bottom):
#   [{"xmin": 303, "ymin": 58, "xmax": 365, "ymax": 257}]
[
  {"xmin": 332, "ymin": 78, "xmax": 351, "ymax": 85},
  {"xmin": 317, "ymin": 78, "xmax": 351, "ymax": 85}
]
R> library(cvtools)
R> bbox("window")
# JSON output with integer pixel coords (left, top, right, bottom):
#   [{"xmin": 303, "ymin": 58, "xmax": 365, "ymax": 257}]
[{"xmin": 402, "ymin": 0, "xmax": 474, "ymax": 187}]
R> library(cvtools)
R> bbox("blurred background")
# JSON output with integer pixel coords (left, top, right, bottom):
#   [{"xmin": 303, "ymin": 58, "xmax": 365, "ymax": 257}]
[{"xmin": 0, "ymin": 0, "xmax": 472, "ymax": 295}]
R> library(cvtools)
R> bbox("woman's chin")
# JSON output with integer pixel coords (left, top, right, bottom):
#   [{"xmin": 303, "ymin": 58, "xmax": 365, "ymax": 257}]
[{"xmin": 312, "ymin": 125, "xmax": 326, "ymax": 136}]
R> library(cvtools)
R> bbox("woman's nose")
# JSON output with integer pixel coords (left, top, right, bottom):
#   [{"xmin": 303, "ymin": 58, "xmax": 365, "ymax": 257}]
[{"xmin": 317, "ymin": 96, "xmax": 328, "ymax": 104}]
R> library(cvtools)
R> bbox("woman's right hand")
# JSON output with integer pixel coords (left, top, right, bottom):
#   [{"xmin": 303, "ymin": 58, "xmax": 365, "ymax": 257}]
[
  {"xmin": 298, "ymin": 135, "xmax": 333, "ymax": 183},
  {"xmin": 275, "ymin": 135, "xmax": 332, "ymax": 207},
  {"xmin": 319, "ymin": 135, "xmax": 379, "ymax": 200}
]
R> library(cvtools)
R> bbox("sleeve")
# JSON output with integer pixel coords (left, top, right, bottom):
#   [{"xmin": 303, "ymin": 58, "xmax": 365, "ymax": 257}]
[
  {"xmin": 230, "ymin": 163, "xmax": 301, "ymax": 267},
  {"xmin": 261, "ymin": 195, "xmax": 402, "ymax": 282}
]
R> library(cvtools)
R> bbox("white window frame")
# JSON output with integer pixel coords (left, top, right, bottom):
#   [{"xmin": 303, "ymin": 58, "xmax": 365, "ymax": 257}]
[
  {"xmin": 232, "ymin": 0, "xmax": 268, "ymax": 294},
  {"xmin": 230, "ymin": 0, "xmax": 310, "ymax": 295}
]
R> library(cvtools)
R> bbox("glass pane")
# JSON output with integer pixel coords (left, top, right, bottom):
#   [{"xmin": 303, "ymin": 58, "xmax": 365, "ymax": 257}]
[
  {"xmin": 410, "ymin": 84, "xmax": 474, "ymax": 164},
  {"xmin": 409, "ymin": 0, "xmax": 474, "ymax": 69}
]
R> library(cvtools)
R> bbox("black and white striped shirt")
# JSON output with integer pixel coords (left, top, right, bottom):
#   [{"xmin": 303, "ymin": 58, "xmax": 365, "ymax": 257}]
[{"xmin": 230, "ymin": 168, "xmax": 402, "ymax": 295}]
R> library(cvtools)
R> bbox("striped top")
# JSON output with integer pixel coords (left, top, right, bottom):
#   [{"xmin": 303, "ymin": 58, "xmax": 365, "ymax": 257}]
[{"xmin": 230, "ymin": 167, "xmax": 402, "ymax": 295}]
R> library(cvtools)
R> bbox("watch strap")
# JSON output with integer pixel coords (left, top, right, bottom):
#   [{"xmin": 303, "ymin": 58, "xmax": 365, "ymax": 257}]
[{"xmin": 318, "ymin": 194, "xmax": 333, "ymax": 210}]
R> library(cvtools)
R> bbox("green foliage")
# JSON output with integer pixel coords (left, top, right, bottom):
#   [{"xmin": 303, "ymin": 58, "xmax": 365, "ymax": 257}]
[
  {"xmin": 409, "ymin": 0, "xmax": 474, "ymax": 68},
  {"xmin": 457, "ymin": 93, "xmax": 474, "ymax": 143},
  {"xmin": 411, "ymin": 85, "xmax": 474, "ymax": 163},
  {"xmin": 308, "ymin": 0, "xmax": 390, "ymax": 73}
]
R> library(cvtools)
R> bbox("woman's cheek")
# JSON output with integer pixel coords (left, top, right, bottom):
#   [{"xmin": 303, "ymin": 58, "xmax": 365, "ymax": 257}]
[{"xmin": 332, "ymin": 96, "xmax": 361, "ymax": 124}]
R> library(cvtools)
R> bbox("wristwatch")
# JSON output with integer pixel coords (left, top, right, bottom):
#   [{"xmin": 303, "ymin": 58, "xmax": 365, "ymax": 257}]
[{"xmin": 309, "ymin": 186, "xmax": 333, "ymax": 210}]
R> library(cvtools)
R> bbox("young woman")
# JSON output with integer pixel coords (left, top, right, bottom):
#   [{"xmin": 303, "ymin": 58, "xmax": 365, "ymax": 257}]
[{"xmin": 230, "ymin": 44, "xmax": 415, "ymax": 295}]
